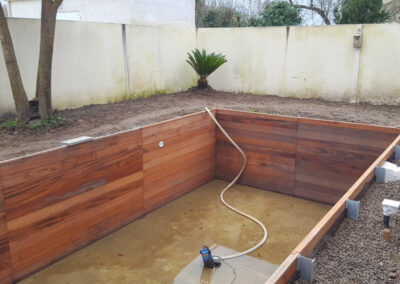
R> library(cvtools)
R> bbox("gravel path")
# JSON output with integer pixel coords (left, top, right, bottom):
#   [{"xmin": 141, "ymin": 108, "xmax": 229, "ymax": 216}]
[{"xmin": 293, "ymin": 178, "xmax": 400, "ymax": 284}]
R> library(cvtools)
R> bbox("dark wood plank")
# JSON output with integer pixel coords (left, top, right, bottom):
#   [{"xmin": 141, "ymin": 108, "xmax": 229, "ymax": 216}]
[
  {"xmin": 143, "ymin": 111, "xmax": 216, "ymax": 214},
  {"xmin": 0, "ymin": 128, "xmax": 144, "ymax": 281},
  {"xmin": 0, "ymin": 188, "xmax": 12, "ymax": 284},
  {"xmin": 2, "ymin": 130, "xmax": 143, "ymax": 222},
  {"xmin": 294, "ymin": 121, "xmax": 398, "ymax": 204},
  {"xmin": 8, "ymin": 172, "xmax": 143, "ymax": 280},
  {"xmin": 215, "ymin": 110, "xmax": 298, "ymax": 196}
]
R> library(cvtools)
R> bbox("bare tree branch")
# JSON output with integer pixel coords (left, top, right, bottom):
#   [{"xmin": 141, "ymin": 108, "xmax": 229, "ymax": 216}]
[{"xmin": 289, "ymin": 0, "xmax": 331, "ymax": 25}]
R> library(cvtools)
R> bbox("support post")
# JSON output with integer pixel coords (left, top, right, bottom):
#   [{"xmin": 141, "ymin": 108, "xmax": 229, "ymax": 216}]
[
  {"xmin": 395, "ymin": 145, "xmax": 400, "ymax": 160},
  {"xmin": 297, "ymin": 255, "xmax": 315, "ymax": 283},
  {"xmin": 346, "ymin": 199, "xmax": 360, "ymax": 221}
]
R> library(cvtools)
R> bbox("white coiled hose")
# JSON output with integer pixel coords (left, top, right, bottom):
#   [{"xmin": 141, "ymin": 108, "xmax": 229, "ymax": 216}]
[{"xmin": 204, "ymin": 108, "xmax": 268, "ymax": 260}]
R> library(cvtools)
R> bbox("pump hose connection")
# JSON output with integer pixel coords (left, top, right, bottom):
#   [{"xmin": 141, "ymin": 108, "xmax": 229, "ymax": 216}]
[{"xmin": 204, "ymin": 107, "xmax": 268, "ymax": 261}]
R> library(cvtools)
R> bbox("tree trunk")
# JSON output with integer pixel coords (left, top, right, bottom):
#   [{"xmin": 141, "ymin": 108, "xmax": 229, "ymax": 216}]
[
  {"xmin": 289, "ymin": 0, "xmax": 331, "ymax": 25},
  {"xmin": 0, "ymin": 5, "xmax": 30, "ymax": 121},
  {"xmin": 197, "ymin": 78, "xmax": 208, "ymax": 89},
  {"xmin": 36, "ymin": 0, "xmax": 62, "ymax": 119}
]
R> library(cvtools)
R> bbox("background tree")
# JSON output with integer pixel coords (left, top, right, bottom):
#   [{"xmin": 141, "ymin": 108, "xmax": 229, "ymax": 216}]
[
  {"xmin": 36, "ymin": 0, "xmax": 63, "ymax": 119},
  {"xmin": 334, "ymin": 0, "xmax": 389, "ymax": 24},
  {"xmin": 383, "ymin": 0, "xmax": 400, "ymax": 23},
  {"xmin": 288, "ymin": 0, "xmax": 340, "ymax": 25},
  {"xmin": 250, "ymin": 1, "xmax": 302, "ymax": 26},
  {"xmin": 0, "ymin": 4, "xmax": 30, "ymax": 121}
]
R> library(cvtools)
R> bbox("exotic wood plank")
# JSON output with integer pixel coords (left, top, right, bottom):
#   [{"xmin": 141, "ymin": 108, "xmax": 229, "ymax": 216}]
[
  {"xmin": 2, "ymin": 130, "xmax": 143, "ymax": 222},
  {"xmin": 0, "ymin": 188, "xmax": 12, "ymax": 284},
  {"xmin": 266, "ymin": 136, "xmax": 400, "ymax": 284},
  {"xmin": 293, "ymin": 135, "xmax": 400, "ymax": 256},
  {"xmin": 294, "ymin": 120, "xmax": 398, "ymax": 204},
  {"xmin": 215, "ymin": 110, "xmax": 298, "ymax": 197},
  {"xmin": 265, "ymin": 253, "xmax": 298, "ymax": 284},
  {"xmin": 143, "ymin": 111, "xmax": 216, "ymax": 214},
  {"xmin": 0, "ymin": 129, "xmax": 144, "ymax": 281}
]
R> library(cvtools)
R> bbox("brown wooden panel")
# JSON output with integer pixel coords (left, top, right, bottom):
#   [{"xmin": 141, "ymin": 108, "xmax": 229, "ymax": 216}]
[
  {"xmin": 294, "ymin": 135, "xmax": 400, "ymax": 257},
  {"xmin": 0, "ymin": 188, "xmax": 12, "ymax": 284},
  {"xmin": 0, "ymin": 129, "xmax": 144, "ymax": 281},
  {"xmin": 2, "ymin": 130, "xmax": 143, "ymax": 222},
  {"xmin": 215, "ymin": 109, "xmax": 399, "ymax": 205},
  {"xmin": 215, "ymin": 110, "xmax": 298, "ymax": 196},
  {"xmin": 294, "ymin": 121, "xmax": 398, "ymax": 204},
  {"xmin": 143, "ymin": 111, "xmax": 216, "ymax": 214}
]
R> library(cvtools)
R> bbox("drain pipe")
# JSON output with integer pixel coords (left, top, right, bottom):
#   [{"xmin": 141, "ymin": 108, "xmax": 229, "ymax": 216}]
[{"xmin": 204, "ymin": 107, "xmax": 268, "ymax": 261}]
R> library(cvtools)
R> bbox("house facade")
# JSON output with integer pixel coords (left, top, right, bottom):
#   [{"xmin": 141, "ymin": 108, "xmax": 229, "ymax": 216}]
[{"xmin": 4, "ymin": 0, "xmax": 195, "ymax": 26}]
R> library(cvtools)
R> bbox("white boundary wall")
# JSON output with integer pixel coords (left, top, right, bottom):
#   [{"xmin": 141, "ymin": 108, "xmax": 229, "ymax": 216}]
[
  {"xmin": 197, "ymin": 24, "xmax": 400, "ymax": 105},
  {"xmin": 0, "ymin": 21, "xmax": 399, "ymax": 116},
  {"xmin": 0, "ymin": 18, "xmax": 196, "ymax": 115}
]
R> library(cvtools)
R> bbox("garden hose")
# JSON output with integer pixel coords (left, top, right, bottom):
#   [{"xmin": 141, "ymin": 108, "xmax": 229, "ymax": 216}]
[{"xmin": 204, "ymin": 107, "xmax": 268, "ymax": 260}]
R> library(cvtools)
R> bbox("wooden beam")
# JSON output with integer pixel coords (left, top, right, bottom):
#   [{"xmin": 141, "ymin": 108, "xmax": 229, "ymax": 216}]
[{"xmin": 267, "ymin": 135, "xmax": 400, "ymax": 283}]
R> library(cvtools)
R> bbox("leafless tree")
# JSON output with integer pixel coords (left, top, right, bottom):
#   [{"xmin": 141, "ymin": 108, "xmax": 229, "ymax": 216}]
[
  {"xmin": 36, "ymin": 0, "xmax": 63, "ymax": 119},
  {"xmin": 288, "ymin": 0, "xmax": 340, "ymax": 25},
  {"xmin": 0, "ymin": 3, "xmax": 30, "ymax": 121}
]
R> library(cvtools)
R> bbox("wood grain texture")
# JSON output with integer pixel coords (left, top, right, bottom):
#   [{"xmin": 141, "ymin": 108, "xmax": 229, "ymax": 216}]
[
  {"xmin": 295, "ymin": 121, "xmax": 397, "ymax": 204},
  {"xmin": 265, "ymin": 136, "xmax": 400, "ymax": 284},
  {"xmin": 143, "ymin": 111, "xmax": 216, "ymax": 214},
  {"xmin": 215, "ymin": 109, "xmax": 399, "ymax": 205},
  {"xmin": 0, "ymin": 129, "xmax": 144, "ymax": 281},
  {"xmin": 215, "ymin": 110, "xmax": 298, "ymax": 196},
  {"xmin": 265, "ymin": 253, "xmax": 298, "ymax": 284},
  {"xmin": 0, "ymin": 187, "xmax": 12, "ymax": 284},
  {"xmin": 0, "ymin": 108, "xmax": 398, "ymax": 283}
]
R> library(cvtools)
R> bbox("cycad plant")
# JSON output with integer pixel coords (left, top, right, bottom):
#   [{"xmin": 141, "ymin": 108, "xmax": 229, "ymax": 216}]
[{"xmin": 186, "ymin": 49, "xmax": 227, "ymax": 89}]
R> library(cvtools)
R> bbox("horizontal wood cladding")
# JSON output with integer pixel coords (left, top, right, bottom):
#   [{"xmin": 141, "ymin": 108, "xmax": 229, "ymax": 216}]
[
  {"xmin": 215, "ymin": 110, "xmax": 298, "ymax": 196},
  {"xmin": 0, "ymin": 110, "xmax": 217, "ymax": 282},
  {"xmin": 0, "ymin": 129, "xmax": 144, "ymax": 281},
  {"xmin": 215, "ymin": 109, "xmax": 399, "ymax": 205},
  {"xmin": 0, "ymin": 108, "xmax": 398, "ymax": 283},
  {"xmin": 143, "ymin": 111, "xmax": 216, "ymax": 213},
  {"xmin": 295, "ymin": 121, "xmax": 397, "ymax": 204},
  {"xmin": 0, "ymin": 190, "xmax": 12, "ymax": 284}
]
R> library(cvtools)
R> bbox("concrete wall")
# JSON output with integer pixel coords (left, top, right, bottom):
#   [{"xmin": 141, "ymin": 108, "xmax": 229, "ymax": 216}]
[
  {"xmin": 197, "ymin": 24, "xmax": 400, "ymax": 105},
  {"xmin": 0, "ymin": 20, "xmax": 399, "ymax": 116},
  {"xmin": 7, "ymin": 0, "xmax": 195, "ymax": 26},
  {"xmin": 0, "ymin": 18, "xmax": 196, "ymax": 115}
]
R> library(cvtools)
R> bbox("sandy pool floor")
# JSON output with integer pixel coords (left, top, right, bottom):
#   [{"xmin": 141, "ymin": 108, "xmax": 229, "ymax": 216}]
[{"xmin": 19, "ymin": 179, "xmax": 330, "ymax": 284}]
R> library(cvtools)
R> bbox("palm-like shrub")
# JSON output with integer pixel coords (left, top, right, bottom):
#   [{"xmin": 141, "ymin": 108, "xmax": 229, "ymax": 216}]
[{"xmin": 186, "ymin": 49, "xmax": 227, "ymax": 89}]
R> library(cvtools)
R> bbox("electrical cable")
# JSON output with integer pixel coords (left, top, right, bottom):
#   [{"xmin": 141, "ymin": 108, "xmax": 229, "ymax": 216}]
[{"xmin": 204, "ymin": 107, "xmax": 268, "ymax": 261}]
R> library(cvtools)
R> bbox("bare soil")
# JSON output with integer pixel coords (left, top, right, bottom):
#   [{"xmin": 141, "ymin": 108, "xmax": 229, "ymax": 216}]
[{"xmin": 1, "ymin": 89, "xmax": 400, "ymax": 161}]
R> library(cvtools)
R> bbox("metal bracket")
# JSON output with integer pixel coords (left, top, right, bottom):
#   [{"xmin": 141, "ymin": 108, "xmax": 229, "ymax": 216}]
[
  {"xmin": 395, "ymin": 145, "xmax": 400, "ymax": 160},
  {"xmin": 376, "ymin": 162, "xmax": 400, "ymax": 183},
  {"xmin": 346, "ymin": 199, "xmax": 360, "ymax": 221},
  {"xmin": 297, "ymin": 255, "xmax": 315, "ymax": 283},
  {"xmin": 375, "ymin": 166, "xmax": 387, "ymax": 183}
]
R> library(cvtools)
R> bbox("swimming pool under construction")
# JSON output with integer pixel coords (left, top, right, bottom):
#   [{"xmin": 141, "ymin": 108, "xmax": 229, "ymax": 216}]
[{"xmin": 0, "ymin": 108, "xmax": 399, "ymax": 283}]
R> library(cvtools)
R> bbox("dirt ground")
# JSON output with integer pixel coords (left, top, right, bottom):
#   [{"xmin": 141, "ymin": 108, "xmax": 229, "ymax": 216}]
[{"xmin": 1, "ymin": 90, "xmax": 400, "ymax": 161}]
